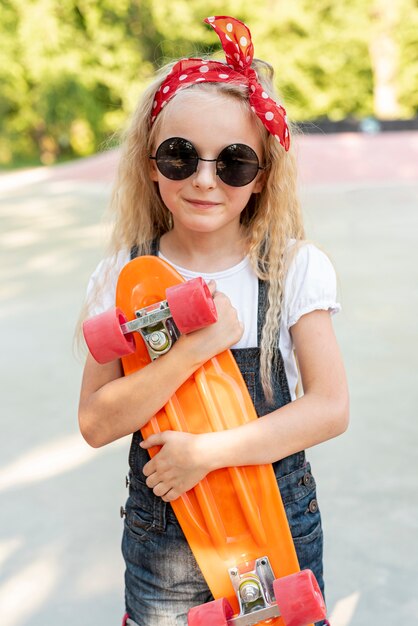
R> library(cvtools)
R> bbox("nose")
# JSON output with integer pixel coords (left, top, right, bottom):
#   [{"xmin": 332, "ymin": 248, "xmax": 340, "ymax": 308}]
[{"xmin": 192, "ymin": 157, "xmax": 218, "ymax": 189}]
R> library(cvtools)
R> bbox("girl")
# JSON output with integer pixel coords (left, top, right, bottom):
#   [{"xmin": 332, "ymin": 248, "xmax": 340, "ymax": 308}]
[{"xmin": 78, "ymin": 15, "xmax": 349, "ymax": 626}]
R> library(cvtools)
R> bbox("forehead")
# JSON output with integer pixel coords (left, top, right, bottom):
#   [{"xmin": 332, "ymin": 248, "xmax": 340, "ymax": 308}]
[{"xmin": 155, "ymin": 88, "xmax": 264, "ymax": 152}]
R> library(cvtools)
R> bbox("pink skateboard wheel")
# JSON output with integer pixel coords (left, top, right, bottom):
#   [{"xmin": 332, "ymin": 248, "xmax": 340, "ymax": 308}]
[
  {"xmin": 274, "ymin": 570, "xmax": 327, "ymax": 626},
  {"xmin": 83, "ymin": 308, "xmax": 136, "ymax": 364},
  {"xmin": 188, "ymin": 597, "xmax": 234, "ymax": 626},
  {"xmin": 166, "ymin": 277, "xmax": 217, "ymax": 334}
]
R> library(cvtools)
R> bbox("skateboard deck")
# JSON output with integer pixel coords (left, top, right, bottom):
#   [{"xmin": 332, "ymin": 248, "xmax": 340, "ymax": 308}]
[{"xmin": 114, "ymin": 255, "xmax": 317, "ymax": 626}]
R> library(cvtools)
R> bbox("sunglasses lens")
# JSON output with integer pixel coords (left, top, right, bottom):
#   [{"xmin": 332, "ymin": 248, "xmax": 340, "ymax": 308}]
[
  {"xmin": 217, "ymin": 144, "xmax": 260, "ymax": 187},
  {"xmin": 155, "ymin": 138, "xmax": 197, "ymax": 180}
]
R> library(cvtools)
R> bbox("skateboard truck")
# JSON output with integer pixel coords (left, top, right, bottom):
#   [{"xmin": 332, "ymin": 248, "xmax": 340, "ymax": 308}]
[
  {"xmin": 120, "ymin": 300, "xmax": 181, "ymax": 360},
  {"xmin": 228, "ymin": 557, "xmax": 280, "ymax": 625}
]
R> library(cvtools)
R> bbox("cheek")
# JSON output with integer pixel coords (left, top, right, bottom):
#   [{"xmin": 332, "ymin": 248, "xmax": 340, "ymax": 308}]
[
  {"xmin": 252, "ymin": 171, "xmax": 266, "ymax": 194},
  {"xmin": 156, "ymin": 178, "xmax": 181, "ymax": 209},
  {"xmin": 233, "ymin": 185, "xmax": 260, "ymax": 210}
]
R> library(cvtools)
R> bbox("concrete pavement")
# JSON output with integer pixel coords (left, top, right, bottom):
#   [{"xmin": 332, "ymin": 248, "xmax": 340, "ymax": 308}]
[{"xmin": 0, "ymin": 131, "xmax": 417, "ymax": 625}]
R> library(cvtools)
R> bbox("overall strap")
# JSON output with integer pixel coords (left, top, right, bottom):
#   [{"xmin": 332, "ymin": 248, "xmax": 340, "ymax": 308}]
[
  {"xmin": 130, "ymin": 239, "xmax": 159, "ymax": 260},
  {"xmin": 255, "ymin": 278, "xmax": 303, "ymax": 477},
  {"xmin": 149, "ymin": 239, "xmax": 159, "ymax": 256}
]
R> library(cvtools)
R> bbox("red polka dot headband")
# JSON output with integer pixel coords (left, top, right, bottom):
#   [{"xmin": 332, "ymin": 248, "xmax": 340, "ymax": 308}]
[{"xmin": 151, "ymin": 15, "xmax": 290, "ymax": 151}]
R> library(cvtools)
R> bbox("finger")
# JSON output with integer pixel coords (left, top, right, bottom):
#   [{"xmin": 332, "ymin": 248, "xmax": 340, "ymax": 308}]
[
  {"xmin": 153, "ymin": 482, "xmax": 171, "ymax": 498},
  {"xmin": 142, "ymin": 460, "xmax": 155, "ymax": 477},
  {"xmin": 140, "ymin": 433, "xmax": 164, "ymax": 449},
  {"xmin": 162, "ymin": 488, "xmax": 180, "ymax": 503},
  {"xmin": 145, "ymin": 473, "xmax": 160, "ymax": 489},
  {"xmin": 206, "ymin": 280, "xmax": 217, "ymax": 296}
]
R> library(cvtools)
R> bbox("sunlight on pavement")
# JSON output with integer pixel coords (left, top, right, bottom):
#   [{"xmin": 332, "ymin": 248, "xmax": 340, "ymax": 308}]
[
  {"xmin": 0, "ymin": 538, "xmax": 24, "ymax": 570},
  {"xmin": 75, "ymin": 554, "xmax": 123, "ymax": 598},
  {"xmin": 329, "ymin": 591, "xmax": 360, "ymax": 626},
  {"xmin": 0, "ymin": 229, "xmax": 43, "ymax": 248},
  {"xmin": 0, "ymin": 167, "xmax": 53, "ymax": 193},
  {"xmin": 0, "ymin": 554, "xmax": 58, "ymax": 626},
  {"xmin": 0, "ymin": 433, "xmax": 126, "ymax": 493},
  {"xmin": 26, "ymin": 250, "xmax": 79, "ymax": 274},
  {"xmin": 0, "ymin": 283, "xmax": 22, "ymax": 303}
]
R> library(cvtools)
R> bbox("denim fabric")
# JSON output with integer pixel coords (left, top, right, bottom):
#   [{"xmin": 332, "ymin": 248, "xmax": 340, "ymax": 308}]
[
  {"xmin": 122, "ymin": 242, "xmax": 325, "ymax": 626},
  {"xmin": 122, "ymin": 474, "xmax": 212, "ymax": 626}
]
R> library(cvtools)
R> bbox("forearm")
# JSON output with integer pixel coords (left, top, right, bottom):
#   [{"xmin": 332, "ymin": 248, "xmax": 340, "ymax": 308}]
[
  {"xmin": 203, "ymin": 391, "xmax": 349, "ymax": 471},
  {"xmin": 79, "ymin": 335, "xmax": 202, "ymax": 448}
]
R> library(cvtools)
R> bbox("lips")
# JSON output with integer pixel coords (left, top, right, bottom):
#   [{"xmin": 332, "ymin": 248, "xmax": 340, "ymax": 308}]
[{"xmin": 185, "ymin": 198, "xmax": 220, "ymax": 208}]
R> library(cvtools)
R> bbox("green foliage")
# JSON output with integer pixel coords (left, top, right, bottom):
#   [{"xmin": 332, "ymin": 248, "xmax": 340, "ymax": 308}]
[
  {"xmin": 253, "ymin": 0, "xmax": 375, "ymax": 120},
  {"xmin": 0, "ymin": 0, "xmax": 154, "ymax": 166},
  {"xmin": 0, "ymin": 0, "xmax": 416, "ymax": 168}
]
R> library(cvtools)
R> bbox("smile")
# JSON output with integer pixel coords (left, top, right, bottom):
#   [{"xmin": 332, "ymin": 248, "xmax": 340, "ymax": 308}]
[{"xmin": 185, "ymin": 199, "xmax": 221, "ymax": 208}]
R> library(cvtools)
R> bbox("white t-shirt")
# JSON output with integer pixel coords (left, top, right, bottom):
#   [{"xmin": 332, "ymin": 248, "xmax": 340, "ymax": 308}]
[{"xmin": 85, "ymin": 242, "xmax": 340, "ymax": 400}]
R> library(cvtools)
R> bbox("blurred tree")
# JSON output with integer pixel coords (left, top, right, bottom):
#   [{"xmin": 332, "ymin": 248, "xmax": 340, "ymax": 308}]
[
  {"xmin": 369, "ymin": 0, "xmax": 401, "ymax": 119},
  {"xmin": 0, "ymin": 0, "xmax": 154, "ymax": 166},
  {"xmin": 0, "ymin": 0, "xmax": 416, "ymax": 168},
  {"xmin": 396, "ymin": 0, "xmax": 418, "ymax": 118},
  {"xmin": 250, "ymin": 0, "xmax": 374, "ymax": 121}
]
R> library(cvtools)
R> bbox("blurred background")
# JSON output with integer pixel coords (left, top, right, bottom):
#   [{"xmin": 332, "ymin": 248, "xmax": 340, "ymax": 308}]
[
  {"xmin": 1, "ymin": 1, "xmax": 417, "ymax": 625},
  {"xmin": 1, "ymin": 0, "xmax": 417, "ymax": 169}
]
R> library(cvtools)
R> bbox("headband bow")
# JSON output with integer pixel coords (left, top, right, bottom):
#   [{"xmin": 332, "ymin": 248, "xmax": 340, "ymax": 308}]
[{"xmin": 151, "ymin": 16, "xmax": 290, "ymax": 151}]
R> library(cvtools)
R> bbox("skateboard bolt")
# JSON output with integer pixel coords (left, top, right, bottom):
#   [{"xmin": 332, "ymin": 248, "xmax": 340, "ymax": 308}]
[
  {"xmin": 240, "ymin": 580, "xmax": 260, "ymax": 603},
  {"xmin": 148, "ymin": 331, "xmax": 169, "ymax": 351}
]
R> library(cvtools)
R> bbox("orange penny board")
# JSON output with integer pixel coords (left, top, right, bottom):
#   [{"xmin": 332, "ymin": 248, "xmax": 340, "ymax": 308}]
[{"xmin": 117, "ymin": 256, "xmax": 310, "ymax": 626}]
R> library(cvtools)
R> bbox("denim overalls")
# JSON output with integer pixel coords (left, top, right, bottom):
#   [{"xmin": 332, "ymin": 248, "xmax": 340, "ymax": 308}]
[{"xmin": 122, "ymin": 241, "xmax": 325, "ymax": 626}]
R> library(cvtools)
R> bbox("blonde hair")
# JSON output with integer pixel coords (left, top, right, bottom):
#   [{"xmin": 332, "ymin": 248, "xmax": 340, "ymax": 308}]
[{"xmin": 87, "ymin": 57, "xmax": 305, "ymax": 403}]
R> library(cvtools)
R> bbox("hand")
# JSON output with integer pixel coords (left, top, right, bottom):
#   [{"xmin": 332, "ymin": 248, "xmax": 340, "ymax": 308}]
[
  {"xmin": 179, "ymin": 280, "xmax": 244, "ymax": 365},
  {"xmin": 140, "ymin": 431, "xmax": 211, "ymax": 502}
]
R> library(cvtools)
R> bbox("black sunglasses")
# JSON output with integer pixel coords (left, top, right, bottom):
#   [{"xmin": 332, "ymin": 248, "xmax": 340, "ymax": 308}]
[{"xmin": 149, "ymin": 137, "xmax": 264, "ymax": 187}]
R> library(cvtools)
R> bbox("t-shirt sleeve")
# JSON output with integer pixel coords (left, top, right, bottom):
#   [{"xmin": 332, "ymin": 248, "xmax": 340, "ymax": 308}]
[
  {"xmin": 85, "ymin": 249, "xmax": 130, "ymax": 316},
  {"xmin": 283, "ymin": 243, "xmax": 341, "ymax": 329}
]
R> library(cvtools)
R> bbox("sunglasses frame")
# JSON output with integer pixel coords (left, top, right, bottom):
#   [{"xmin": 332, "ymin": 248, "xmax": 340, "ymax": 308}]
[{"xmin": 149, "ymin": 137, "xmax": 265, "ymax": 187}]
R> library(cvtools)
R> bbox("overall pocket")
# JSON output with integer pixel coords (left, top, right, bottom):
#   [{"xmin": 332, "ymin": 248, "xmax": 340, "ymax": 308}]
[
  {"xmin": 123, "ymin": 472, "xmax": 167, "ymax": 544},
  {"xmin": 124, "ymin": 504, "xmax": 155, "ymax": 543}
]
